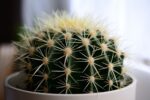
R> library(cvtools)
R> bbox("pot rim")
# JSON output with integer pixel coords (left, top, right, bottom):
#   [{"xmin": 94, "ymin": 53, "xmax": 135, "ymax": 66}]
[{"xmin": 5, "ymin": 72, "xmax": 136, "ymax": 97}]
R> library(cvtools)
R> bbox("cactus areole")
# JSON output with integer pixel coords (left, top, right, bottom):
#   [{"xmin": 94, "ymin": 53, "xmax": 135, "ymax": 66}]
[{"xmin": 14, "ymin": 13, "xmax": 132, "ymax": 94}]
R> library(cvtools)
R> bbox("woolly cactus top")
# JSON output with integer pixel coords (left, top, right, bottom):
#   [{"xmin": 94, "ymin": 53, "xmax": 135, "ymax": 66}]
[{"xmin": 14, "ymin": 12, "xmax": 128, "ymax": 94}]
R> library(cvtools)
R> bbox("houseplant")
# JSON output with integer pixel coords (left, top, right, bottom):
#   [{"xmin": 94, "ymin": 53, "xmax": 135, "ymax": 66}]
[{"xmin": 5, "ymin": 12, "xmax": 136, "ymax": 100}]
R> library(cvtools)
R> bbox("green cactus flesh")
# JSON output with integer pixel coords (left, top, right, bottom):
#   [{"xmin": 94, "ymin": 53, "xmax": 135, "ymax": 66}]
[{"xmin": 14, "ymin": 14, "xmax": 127, "ymax": 94}]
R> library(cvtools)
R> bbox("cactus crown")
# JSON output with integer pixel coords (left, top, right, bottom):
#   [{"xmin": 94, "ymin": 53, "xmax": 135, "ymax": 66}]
[{"xmin": 14, "ymin": 12, "xmax": 129, "ymax": 94}]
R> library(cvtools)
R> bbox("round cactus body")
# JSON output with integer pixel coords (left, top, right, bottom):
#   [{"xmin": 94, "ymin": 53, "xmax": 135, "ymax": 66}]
[{"xmin": 14, "ymin": 13, "xmax": 127, "ymax": 94}]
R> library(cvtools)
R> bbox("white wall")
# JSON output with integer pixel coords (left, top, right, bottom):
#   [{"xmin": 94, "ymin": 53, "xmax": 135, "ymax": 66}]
[{"xmin": 124, "ymin": 0, "xmax": 150, "ymax": 59}]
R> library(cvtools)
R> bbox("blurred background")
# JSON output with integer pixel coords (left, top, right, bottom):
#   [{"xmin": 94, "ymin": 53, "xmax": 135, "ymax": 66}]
[{"xmin": 1, "ymin": 0, "xmax": 150, "ymax": 100}]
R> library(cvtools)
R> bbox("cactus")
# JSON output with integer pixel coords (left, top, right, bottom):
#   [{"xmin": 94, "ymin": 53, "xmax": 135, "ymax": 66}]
[{"xmin": 14, "ymin": 13, "xmax": 128, "ymax": 94}]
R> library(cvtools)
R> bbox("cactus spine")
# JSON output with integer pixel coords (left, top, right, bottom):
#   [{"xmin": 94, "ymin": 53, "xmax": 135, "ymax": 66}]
[{"xmin": 14, "ymin": 13, "xmax": 127, "ymax": 94}]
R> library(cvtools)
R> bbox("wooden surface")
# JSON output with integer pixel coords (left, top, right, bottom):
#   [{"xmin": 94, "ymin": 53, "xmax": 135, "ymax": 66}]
[
  {"xmin": 0, "ymin": 67, "xmax": 13, "ymax": 100},
  {"xmin": 0, "ymin": 45, "xmax": 16, "ymax": 100}
]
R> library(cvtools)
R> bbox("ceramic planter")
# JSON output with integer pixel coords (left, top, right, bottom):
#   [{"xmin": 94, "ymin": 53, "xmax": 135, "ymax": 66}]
[{"xmin": 5, "ymin": 72, "xmax": 136, "ymax": 100}]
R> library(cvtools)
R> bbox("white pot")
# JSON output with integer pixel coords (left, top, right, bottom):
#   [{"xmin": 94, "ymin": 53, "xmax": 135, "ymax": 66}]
[{"xmin": 5, "ymin": 72, "xmax": 136, "ymax": 100}]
